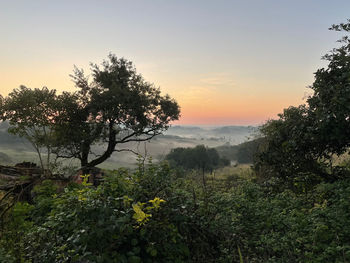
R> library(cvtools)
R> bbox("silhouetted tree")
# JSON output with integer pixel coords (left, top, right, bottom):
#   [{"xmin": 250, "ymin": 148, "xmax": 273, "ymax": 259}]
[{"xmin": 255, "ymin": 20, "xmax": 350, "ymax": 186}]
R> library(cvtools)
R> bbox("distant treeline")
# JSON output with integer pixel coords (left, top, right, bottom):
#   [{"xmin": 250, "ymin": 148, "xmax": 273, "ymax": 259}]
[
  {"xmin": 165, "ymin": 145, "xmax": 230, "ymax": 173},
  {"xmin": 164, "ymin": 138, "xmax": 263, "ymax": 172}
]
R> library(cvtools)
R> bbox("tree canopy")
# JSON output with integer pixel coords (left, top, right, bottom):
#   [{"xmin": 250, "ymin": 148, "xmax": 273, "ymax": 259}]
[
  {"xmin": 0, "ymin": 86, "xmax": 60, "ymax": 171},
  {"xmin": 255, "ymin": 20, "xmax": 350, "ymax": 185},
  {"xmin": 166, "ymin": 145, "xmax": 229, "ymax": 173}
]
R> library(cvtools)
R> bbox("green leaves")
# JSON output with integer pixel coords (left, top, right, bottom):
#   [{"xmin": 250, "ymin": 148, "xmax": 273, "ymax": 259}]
[
  {"xmin": 64, "ymin": 54, "xmax": 180, "ymax": 168},
  {"xmin": 1, "ymin": 162, "xmax": 190, "ymax": 262},
  {"xmin": 166, "ymin": 145, "xmax": 224, "ymax": 173},
  {"xmin": 255, "ymin": 20, "xmax": 350, "ymax": 186},
  {"xmin": 1, "ymin": 158, "xmax": 350, "ymax": 262}
]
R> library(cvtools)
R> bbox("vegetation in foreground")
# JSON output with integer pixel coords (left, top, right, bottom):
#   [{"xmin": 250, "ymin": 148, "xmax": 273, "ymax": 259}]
[{"xmin": 1, "ymin": 161, "xmax": 350, "ymax": 262}]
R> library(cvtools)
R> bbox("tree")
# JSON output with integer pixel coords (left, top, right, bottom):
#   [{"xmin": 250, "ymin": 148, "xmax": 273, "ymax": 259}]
[
  {"xmin": 166, "ymin": 145, "xmax": 227, "ymax": 185},
  {"xmin": 255, "ymin": 106, "xmax": 329, "ymax": 187},
  {"xmin": 306, "ymin": 20, "xmax": 350, "ymax": 156},
  {"xmin": 1, "ymin": 54, "xmax": 180, "ymax": 171},
  {"xmin": 0, "ymin": 86, "xmax": 60, "ymax": 171},
  {"xmin": 255, "ymin": 20, "xmax": 350, "ymax": 185},
  {"xmin": 234, "ymin": 138, "xmax": 263, "ymax": 164}
]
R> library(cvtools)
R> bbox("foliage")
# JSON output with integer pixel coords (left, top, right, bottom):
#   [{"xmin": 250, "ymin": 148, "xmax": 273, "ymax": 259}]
[
  {"xmin": 165, "ymin": 145, "xmax": 230, "ymax": 188},
  {"xmin": 0, "ymin": 86, "xmax": 60, "ymax": 170},
  {"xmin": 166, "ymin": 145, "xmax": 228, "ymax": 173},
  {"xmin": 54, "ymin": 54, "xmax": 180, "ymax": 169},
  {"xmin": 255, "ymin": 106, "xmax": 329, "ymax": 189},
  {"xmin": 216, "ymin": 179, "xmax": 350, "ymax": 263},
  {"xmin": 255, "ymin": 20, "xmax": 350, "ymax": 185},
  {"xmin": 0, "ymin": 202, "xmax": 34, "ymax": 262},
  {"xmin": 306, "ymin": 20, "xmax": 350, "ymax": 156},
  {"xmin": 1, "ymin": 159, "xmax": 350, "ymax": 262},
  {"xmin": 235, "ymin": 138, "xmax": 263, "ymax": 164},
  {"xmin": 0, "ymin": 162, "xmax": 193, "ymax": 262}
]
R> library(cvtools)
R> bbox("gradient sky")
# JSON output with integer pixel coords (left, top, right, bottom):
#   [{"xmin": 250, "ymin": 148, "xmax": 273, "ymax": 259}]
[{"xmin": 1, "ymin": 0, "xmax": 350, "ymax": 125}]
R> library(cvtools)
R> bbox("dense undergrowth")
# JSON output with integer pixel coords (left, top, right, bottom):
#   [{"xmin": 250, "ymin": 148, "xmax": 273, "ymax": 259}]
[{"xmin": 0, "ymin": 160, "xmax": 349, "ymax": 263}]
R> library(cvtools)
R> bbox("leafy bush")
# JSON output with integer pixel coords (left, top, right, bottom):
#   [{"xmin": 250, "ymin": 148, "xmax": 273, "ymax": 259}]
[
  {"xmin": 211, "ymin": 179, "xmax": 350, "ymax": 262},
  {"xmin": 18, "ymin": 165, "xmax": 191, "ymax": 263},
  {"xmin": 1, "ymin": 160, "xmax": 350, "ymax": 262}
]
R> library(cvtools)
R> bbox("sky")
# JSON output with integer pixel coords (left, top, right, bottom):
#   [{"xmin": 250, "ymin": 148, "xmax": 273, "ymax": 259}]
[{"xmin": 1, "ymin": 0, "xmax": 350, "ymax": 126}]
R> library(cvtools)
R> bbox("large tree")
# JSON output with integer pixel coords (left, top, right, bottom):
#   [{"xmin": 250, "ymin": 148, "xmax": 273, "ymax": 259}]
[
  {"xmin": 306, "ymin": 20, "xmax": 350, "ymax": 156},
  {"xmin": 255, "ymin": 20, "xmax": 350, "ymax": 185},
  {"xmin": 1, "ymin": 54, "xmax": 180, "ymax": 171}
]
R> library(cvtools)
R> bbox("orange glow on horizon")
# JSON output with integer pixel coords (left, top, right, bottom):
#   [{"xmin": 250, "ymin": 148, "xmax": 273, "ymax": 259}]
[{"xmin": 172, "ymin": 92, "xmax": 304, "ymax": 125}]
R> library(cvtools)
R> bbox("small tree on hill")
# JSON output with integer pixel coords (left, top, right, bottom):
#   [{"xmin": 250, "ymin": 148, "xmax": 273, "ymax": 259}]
[
  {"xmin": 166, "ymin": 145, "xmax": 226, "ymax": 186},
  {"xmin": 0, "ymin": 86, "xmax": 60, "ymax": 172}
]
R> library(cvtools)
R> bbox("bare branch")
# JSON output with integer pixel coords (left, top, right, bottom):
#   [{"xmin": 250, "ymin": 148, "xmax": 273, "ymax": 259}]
[{"xmin": 116, "ymin": 132, "xmax": 161, "ymax": 144}]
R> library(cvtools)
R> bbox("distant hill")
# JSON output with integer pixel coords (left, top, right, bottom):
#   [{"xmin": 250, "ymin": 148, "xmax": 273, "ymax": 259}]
[
  {"xmin": 165, "ymin": 125, "xmax": 258, "ymax": 145},
  {"xmin": 166, "ymin": 126, "xmax": 203, "ymax": 133},
  {"xmin": 211, "ymin": 126, "xmax": 256, "ymax": 135}
]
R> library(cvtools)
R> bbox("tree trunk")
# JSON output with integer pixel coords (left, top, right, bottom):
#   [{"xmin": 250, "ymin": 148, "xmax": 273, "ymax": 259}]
[{"xmin": 86, "ymin": 124, "xmax": 117, "ymax": 168}]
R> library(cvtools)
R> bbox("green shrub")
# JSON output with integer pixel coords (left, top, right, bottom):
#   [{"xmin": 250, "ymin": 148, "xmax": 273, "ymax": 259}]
[{"xmin": 1, "ymin": 161, "xmax": 350, "ymax": 262}]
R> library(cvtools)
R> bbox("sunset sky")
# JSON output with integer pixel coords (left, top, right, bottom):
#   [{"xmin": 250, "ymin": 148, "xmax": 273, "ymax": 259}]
[{"xmin": 1, "ymin": 0, "xmax": 350, "ymax": 125}]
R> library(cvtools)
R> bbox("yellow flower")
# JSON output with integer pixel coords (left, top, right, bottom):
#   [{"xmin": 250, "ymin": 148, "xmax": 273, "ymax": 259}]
[
  {"xmin": 149, "ymin": 197, "xmax": 166, "ymax": 210},
  {"xmin": 132, "ymin": 202, "xmax": 152, "ymax": 225}
]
